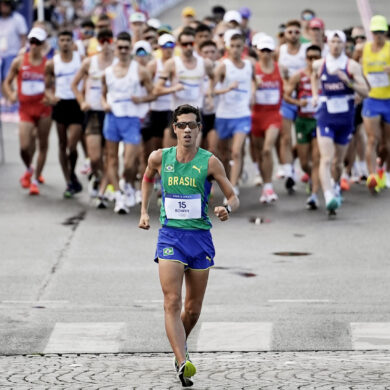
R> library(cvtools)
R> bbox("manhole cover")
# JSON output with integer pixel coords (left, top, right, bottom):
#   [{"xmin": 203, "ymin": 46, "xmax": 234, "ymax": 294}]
[{"xmin": 273, "ymin": 252, "xmax": 311, "ymax": 256}]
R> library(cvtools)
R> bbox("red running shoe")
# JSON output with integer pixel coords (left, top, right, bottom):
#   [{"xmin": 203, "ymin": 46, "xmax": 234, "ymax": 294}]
[
  {"xmin": 29, "ymin": 182, "xmax": 40, "ymax": 195},
  {"xmin": 20, "ymin": 170, "xmax": 33, "ymax": 189}
]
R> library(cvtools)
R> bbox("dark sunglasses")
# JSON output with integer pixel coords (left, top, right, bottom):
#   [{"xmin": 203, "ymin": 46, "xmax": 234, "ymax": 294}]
[
  {"xmin": 136, "ymin": 48, "xmax": 149, "ymax": 56},
  {"xmin": 302, "ymin": 13, "xmax": 314, "ymax": 21},
  {"xmin": 144, "ymin": 35, "xmax": 155, "ymax": 41},
  {"xmin": 118, "ymin": 45, "xmax": 130, "ymax": 51},
  {"xmin": 353, "ymin": 35, "xmax": 366, "ymax": 40},
  {"xmin": 286, "ymin": 30, "xmax": 300, "ymax": 35},
  {"xmin": 82, "ymin": 29, "xmax": 94, "ymax": 37},
  {"xmin": 260, "ymin": 48, "xmax": 272, "ymax": 53},
  {"xmin": 99, "ymin": 37, "xmax": 113, "ymax": 44},
  {"xmin": 180, "ymin": 41, "xmax": 194, "ymax": 47},
  {"xmin": 307, "ymin": 55, "xmax": 321, "ymax": 60},
  {"xmin": 29, "ymin": 38, "xmax": 43, "ymax": 46},
  {"xmin": 174, "ymin": 121, "xmax": 199, "ymax": 129},
  {"xmin": 161, "ymin": 42, "xmax": 175, "ymax": 49},
  {"xmin": 373, "ymin": 31, "xmax": 386, "ymax": 35}
]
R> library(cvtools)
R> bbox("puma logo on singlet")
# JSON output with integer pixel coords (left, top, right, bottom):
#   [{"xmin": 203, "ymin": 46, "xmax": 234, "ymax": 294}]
[{"xmin": 192, "ymin": 165, "xmax": 201, "ymax": 173}]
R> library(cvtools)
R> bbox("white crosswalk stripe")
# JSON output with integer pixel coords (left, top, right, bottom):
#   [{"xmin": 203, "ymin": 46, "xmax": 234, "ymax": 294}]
[
  {"xmin": 196, "ymin": 322, "xmax": 273, "ymax": 352},
  {"xmin": 44, "ymin": 322, "xmax": 126, "ymax": 354},
  {"xmin": 351, "ymin": 322, "xmax": 390, "ymax": 350}
]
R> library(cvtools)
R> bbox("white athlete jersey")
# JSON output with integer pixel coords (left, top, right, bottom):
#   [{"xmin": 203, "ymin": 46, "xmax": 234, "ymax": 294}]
[
  {"xmin": 278, "ymin": 43, "xmax": 308, "ymax": 79},
  {"xmin": 216, "ymin": 58, "xmax": 252, "ymax": 119},
  {"xmin": 105, "ymin": 61, "xmax": 141, "ymax": 118},
  {"xmin": 54, "ymin": 51, "xmax": 81, "ymax": 100},
  {"xmin": 85, "ymin": 55, "xmax": 105, "ymax": 111},
  {"xmin": 173, "ymin": 56, "xmax": 205, "ymax": 109}
]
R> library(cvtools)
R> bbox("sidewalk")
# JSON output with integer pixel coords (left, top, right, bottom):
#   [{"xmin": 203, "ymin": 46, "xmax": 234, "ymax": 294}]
[{"xmin": 1, "ymin": 351, "xmax": 390, "ymax": 389}]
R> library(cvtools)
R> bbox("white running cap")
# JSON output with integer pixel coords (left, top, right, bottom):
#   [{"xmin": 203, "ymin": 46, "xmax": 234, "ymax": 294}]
[
  {"xmin": 257, "ymin": 35, "xmax": 276, "ymax": 51},
  {"xmin": 28, "ymin": 27, "xmax": 47, "ymax": 42},
  {"xmin": 223, "ymin": 10, "xmax": 242, "ymax": 24}
]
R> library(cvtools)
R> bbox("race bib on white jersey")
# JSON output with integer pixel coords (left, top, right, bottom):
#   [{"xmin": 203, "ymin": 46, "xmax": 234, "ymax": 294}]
[
  {"xmin": 176, "ymin": 82, "xmax": 200, "ymax": 101},
  {"xmin": 21, "ymin": 80, "xmax": 44, "ymax": 96},
  {"xmin": 326, "ymin": 96, "xmax": 349, "ymax": 114},
  {"xmin": 255, "ymin": 88, "xmax": 280, "ymax": 105},
  {"xmin": 165, "ymin": 193, "xmax": 201, "ymax": 220},
  {"xmin": 367, "ymin": 72, "xmax": 390, "ymax": 88},
  {"xmin": 300, "ymin": 97, "xmax": 316, "ymax": 114}
]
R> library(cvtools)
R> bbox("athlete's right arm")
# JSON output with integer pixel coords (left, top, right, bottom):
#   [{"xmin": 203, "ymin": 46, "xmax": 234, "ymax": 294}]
[
  {"xmin": 139, "ymin": 149, "xmax": 162, "ymax": 230},
  {"xmin": 153, "ymin": 59, "xmax": 182, "ymax": 96},
  {"xmin": 3, "ymin": 56, "xmax": 21, "ymax": 104},
  {"xmin": 213, "ymin": 62, "xmax": 237, "ymax": 96},
  {"xmin": 101, "ymin": 74, "xmax": 111, "ymax": 112},
  {"xmin": 311, "ymin": 59, "xmax": 323, "ymax": 107},
  {"xmin": 44, "ymin": 59, "xmax": 59, "ymax": 105},
  {"xmin": 72, "ymin": 58, "xmax": 90, "ymax": 111},
  {"xmin": 284, "ymin": 71, "xmax": 303, "ymax": 106}
]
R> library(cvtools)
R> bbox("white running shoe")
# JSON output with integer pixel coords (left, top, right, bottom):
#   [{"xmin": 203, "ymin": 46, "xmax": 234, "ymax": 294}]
[
  {"xmin": 114, "ymin": 193, "xmax": 129, "ymax": 214},
  {"xmin": 253, "ymin": 173, "xmax": 263, "ymax": 187},
  {"xmin": 80, "ymin": 158, "xmax": 91, "ymax": 175},
  {"xmin": 260, "ymin": 188, "xmax": 278, "ymax": 203},
  {"xmin": 276, "ymin": 166, "xmax": 285, "ymax": 179},
  {"xmin": 135, "ymin": 189, "xmax": 142, "ymax": 204},
  {"xmin": 124, "ymin": 183, "xmax": 136, "ymax": 208}
]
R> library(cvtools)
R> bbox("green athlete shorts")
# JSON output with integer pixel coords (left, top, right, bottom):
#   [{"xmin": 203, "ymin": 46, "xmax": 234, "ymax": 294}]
[{"xmin": 295, "ymin": 116, "xmax": 317, "ymax": 145}]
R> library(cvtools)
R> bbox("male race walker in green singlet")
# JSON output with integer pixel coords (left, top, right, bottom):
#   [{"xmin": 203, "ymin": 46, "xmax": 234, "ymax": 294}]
[{"xmin": 139, "ymin": 104, "xmax": 239, "ymax": 387}]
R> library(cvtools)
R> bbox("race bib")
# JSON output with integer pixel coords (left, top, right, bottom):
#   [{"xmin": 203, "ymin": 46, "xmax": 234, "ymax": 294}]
[
  {"xmin": 87, "ymin": 86, "xmax": 102, "ymax": 108},
  {"xmin": 367, "ymin": 72, "xmax": 390, "ymax": 88},
  {"xmin": 326, "ymin": 96, "xmax": 349, "ymax": 114},
  {"xmin": 225, "ymin": 89, "xmax": 247, "ymax": 105},
  {"xmin": 300, "ymin": 97, "xmax": 316, "ymax": 114},
  {"xmin": 112, "ymin": 98, "xmax": 134, "ymax": 117},
  {"xmin": 0, "ymin": 37, "xmax": 7, "ymax": 52},
  {"xmin": 255, "ymin": 88, "xmax": 280, "ymax": 105},
  {"xmin": 21, "ymin": 80, "xmax": 44, "ymax": 96},
  {"xmin": 176, "ymin": 82, "xmax": 200, "ymax": 101},
  {"xmin": 165, "ymin": 193, "xmax": 202, "ymax": 220}
]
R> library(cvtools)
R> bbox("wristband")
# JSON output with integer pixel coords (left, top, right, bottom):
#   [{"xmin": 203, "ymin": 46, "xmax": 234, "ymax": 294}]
[
  {"xmin": 143, "ymin": 174, "xmax": 154, "ymax": 183},
  {"xmin": 224, "ymin": 204, "xmax": 231, "ymax": 214}
]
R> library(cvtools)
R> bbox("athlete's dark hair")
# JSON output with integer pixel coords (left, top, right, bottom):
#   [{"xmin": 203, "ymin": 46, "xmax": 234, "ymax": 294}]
[
  {"xmin": 195, "ymin": 23, "xmax": 211, "ymax": 35},
  {"xmin": 117, "ymin": 31, "xmax": 131, "ymax": 42},
  {"xmin": 286, "ymin": 20, "xmax": 301, "ymax": 29},
  {"xmin": 230, "ymin": 33, "xmax": 245, "ymax": 42},
  {"xmin": 97, "ymin": 29, "xmax": 113, "ymax": 40},
  {"xmin": 58, "ymin": 29, "xmax": 73, "ymax": 38},
  {"xmin": 178, "ymin": 28, "xmax": 195, "ymax": 42},
  {"xmin": 81, "ymin": 19, "xmax": 95, "ymax": 29},
  {"xmin": 172, "ymin": 105, "xmax": 202, "ymax": 125},
  {"xmin": 305, "ymin": 44, "xmax": 321, "ymax": 54},
  {"xmin": 143, "ymin": 26, "xmax": 157, "ymax": 35},
  {"xmin": 199, "ymin": 40, "xmax": 217, "ymax": 51}
]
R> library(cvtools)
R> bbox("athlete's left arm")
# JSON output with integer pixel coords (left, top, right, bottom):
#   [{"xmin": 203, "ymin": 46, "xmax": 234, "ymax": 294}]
[
  {"xmin": 337, "ymin": 60, "xmax": 369, "ymax": 98},
  {"xmin": 250, "ymin": 62, "xmax": 256, "ymax": 107},
  {"xmin": 208, "ymin": 155, "xmax": 239, "ymax": 222},
  {"xmin": 204, "ymin": 58, "xmax": 214, "ymax": 98},
  {"xmin": 132, "ymin": 65, "xmax": 155, "ymax": 103}
]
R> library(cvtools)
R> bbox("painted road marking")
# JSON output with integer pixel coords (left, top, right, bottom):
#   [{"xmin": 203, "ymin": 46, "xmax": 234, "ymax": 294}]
[
  {"xmin": 44, "ymin": 322, "xmax": 126, "ymax": 353},
  {"xmin": 196, "ymin": 322, "xmax": 273, "ymax": 351},
  {"xmin": 351, "ymin": 323, "xmax": 390, "ymax": 350},
  {"xmin": 268, "ymin": 299, "xmax": 332, "ymax": 303}
]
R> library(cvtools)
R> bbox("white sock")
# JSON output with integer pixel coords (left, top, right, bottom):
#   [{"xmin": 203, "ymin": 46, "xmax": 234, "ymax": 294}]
[
  {"xmin": 358, "ymin": 161, "xmax": 368, "ymax": 176},
  {"xmin": 31, "ymin": 179, "xmax": 39, "ymax": 185},
  {"xmin": 284, "ymin": 164, "xmax": 293, "ymax": 177},
  {"xmin": 324, "ymin": 190, "xmax": 334, "ymax": 204},
  {"xmin": 264, "ymin": 183, "xmax": 273, "ymax": 191}
]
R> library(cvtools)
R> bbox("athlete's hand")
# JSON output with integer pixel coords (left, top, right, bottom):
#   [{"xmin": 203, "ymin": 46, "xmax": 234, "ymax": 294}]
[
  {"xmin": 80, "ymin": 101, "xmax": 91, "ymax": 111},
  {"xmin": 255, "ymin": 74, "xmax": 263, "ymax": 87},
  {"xmin": 173, "ymin": 83, "xmax": 184, "ymax": 92},
  {"xmin": 48, "ymin": 96, "xmax": 60, "ymax": 105},
  {"xmin": 336, "ymin": 70, "xmax": 351, "ymax": 86},
  {"xmin": 214, "ymin": 206, "xmax": 229, "ymax": 222},
  {"xmin": 312, "ymin": 96, "xmax": 319, "ymax": 107},
  {"xmin": 102, "ymin": 102, "xmax": 111, "ymax": 113},
  {"xmin": 299, "ymin": 99, "xmax": 308, "ymax": 107},
  {"xmin": 139, "ymin": 213, "xmax": 150, "ymax": 230},
  {"xmin": 384, "ymin": 65, "xmax": 390, "ymax": 74},
  {"xmin": 8, "ymin": 92, "xmax": 17, "ymax": 104},
  {"xmin": 131, "ymin": 96, "xmax": 144, "ymax": 104},
  {"xmin": 229, "ymin": 81, "xmax": 239, "ymax": 91}
]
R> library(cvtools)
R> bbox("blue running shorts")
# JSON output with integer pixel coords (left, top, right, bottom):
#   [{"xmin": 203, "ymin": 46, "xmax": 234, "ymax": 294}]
[
  {"xmin": 317, "ymin": 122, "xmax": 354, "ymax": 145},
  {"xmin": 362, "ymin": 98, "xmax": 390, "ymax": 124},
  {"xmin": 155, "ymin": 227, "xmax": 215, "ymax": 270},
  {"xmin": 215, "ymin": 116, "xmax": 251, "ymax": 139},
  {"xmin": 103, "ymin": 113, "xmax": 141, "ymax": 144},
  {"xmin": 281, "ymin": 99, "xmax": 298, "ymax": 121}
]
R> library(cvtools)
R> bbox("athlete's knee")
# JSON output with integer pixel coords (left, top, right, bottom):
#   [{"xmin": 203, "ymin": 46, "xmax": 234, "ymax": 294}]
[
  {"xmin": 164, "ymin": 293, "xmax": 182, "ymax": 314},
  {"xmin": 262, "ymin": 147, "xmax": 272, "ymax": 159},
  {"xmin": 231, "ymin": 148, "xmax": 242, "ymax": 161},
  {"xmin": 184, "ymin": 303, "xmax": 202, "ymax": 323}
]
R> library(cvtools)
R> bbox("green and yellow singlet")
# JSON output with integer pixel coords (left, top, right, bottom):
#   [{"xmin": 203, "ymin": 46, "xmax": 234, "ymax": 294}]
[{"xmin": 160, "ymin": 147, "xmax": 213, "ymax": 230}]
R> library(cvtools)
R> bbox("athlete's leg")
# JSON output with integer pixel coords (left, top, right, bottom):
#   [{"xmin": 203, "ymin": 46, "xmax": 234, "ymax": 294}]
[
  {"xmin": 35, "ymin": 116, "xmax": 51, "ymax": 179},
  {"xmin": 181, "ymin": 269, "xmax": 209, "ymax": 338},
  {"xmin": 56, "ymin": 123, "xmax": 69, "ymax": 183},
  {"xmin": 311, "ymin": 139, "xmax": 320, "ymax": 195},
  {"xmin": 280, "ymin": 117, "xmax": 293, "ymax": 166},
  {"xmin": 230, "ymin": 132, "xmax": 247, "ymax": 187},
  {"xmin": 205, "ymin": 129, "xmax": 219, "ymax": 157},
  {"xmin": 261, "ymin": 127, "xmax": 279, "ymax": 183},
  {"xmin": 297, "ymin": 143, "xmax": 311, "ymax": 176},
  {"xmin": 163, "ymin": 127, "xmax": 177, "ymax": 148},
  {"xmin": 123, "ymin": 143, "xmax": 140, "ymax": 187},
  {"xmin": 159, "ymin": 260, "xmax": 186, "ymax": 365},
  {"xmin": 105, "ymin": 140, "xmax": 120, "ymax": 191},
  {"xmin": 333, "ymin": 143, "xmax": 349, "ymax": 183},
  {"xmin": 363, "ymin": 116, "xmax": 381, "ymax": 174},
  {"xmin": 87, "ymin": 134, "xmax": 103, "ymax": 176},
  {"xmin": 19, "ymin": 121, "xmax": 35, "ymax": 169},
  {"xmin": 317, "ymin": 129, "xmax": 335, "ymax": 194},
  {"xmin": 67, "ymin": 124, "xmax": 82, "ymax": 179},
  {"xmin": 218, "ymin": 138, "xmax": 231, "ymax": 175}
]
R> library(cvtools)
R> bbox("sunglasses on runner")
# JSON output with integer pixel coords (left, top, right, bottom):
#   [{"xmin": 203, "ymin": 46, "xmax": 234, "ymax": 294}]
[
  {"xmin": 353, "ymin": 35, "xmax": 366, "ymax": 41},
  {"xmin": 82, "ymin": 29, "xmax": 94, "ymax": 37},
  {"xmin": 372, "ymin": 31, "xmax": 386, "ymax": 35},
  {"xmin": 161, "ymin": 42, "xmax": 175, "ymax": 49},
  {"xmin": 260, "ymin": 48, "xmax": 272, "ymax": 53},
  {"xmin": 174, "ymin": 121, "xmax": 199, "ymax": 129},
  {"xmin": 180, "ymin": 41, "xmax": 194, "ymax": 47},
  {"xmin": 29, "ymin": 38, "xmax": 43, "ymax": 46},
  {"xmin": 98, "ymin": 37, "xmax": 113, "ymax": 44},
  {"xmin": 286, "ymin": 30, "xmax": 300, "ymax": 35},
  {"xmin": 307, "ymin": 55, "xmax": 321, "ymax": 60},
  {"xmin": 302, "ymin": 13, "xmax": 314, "ymax": 21},
  {"xmin": 118, "ymin": 45, "xmax": 130, "ymax": 51}
]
